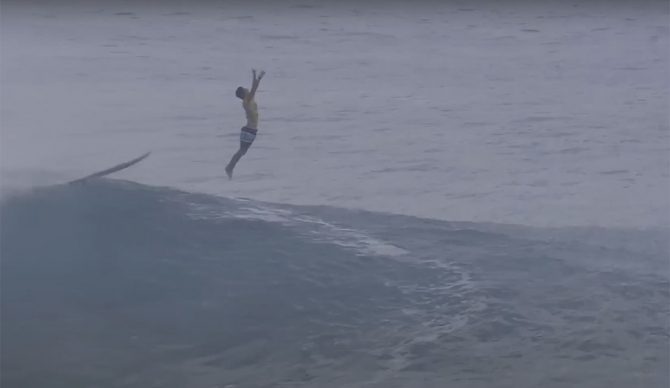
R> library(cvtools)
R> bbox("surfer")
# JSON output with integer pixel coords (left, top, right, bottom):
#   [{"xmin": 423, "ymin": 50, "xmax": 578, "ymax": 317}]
[{"xmin": 225, "ymin": 69, "xmax": 266, "ymax": 179}]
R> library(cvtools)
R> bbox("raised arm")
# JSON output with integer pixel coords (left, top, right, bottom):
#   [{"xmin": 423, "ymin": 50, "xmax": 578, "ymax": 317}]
[{"xmin": 246, "ymin": 69, "xmax": 265, "ymax": 101}]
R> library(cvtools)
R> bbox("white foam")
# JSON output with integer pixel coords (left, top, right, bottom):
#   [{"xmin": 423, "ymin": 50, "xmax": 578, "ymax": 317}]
[
  {"xmin": 184, "ymin": 198, "xmax": 408, "ymax": 257},
  {"xmin": 291, "ymin": 214, "xmax": 409, "ymax": 257}
]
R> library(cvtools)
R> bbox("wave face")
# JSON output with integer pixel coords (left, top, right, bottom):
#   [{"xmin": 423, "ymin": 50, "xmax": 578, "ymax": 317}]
[{"xmin": 1, "ymin": 180, "xmax": 668, "ymax": 388}]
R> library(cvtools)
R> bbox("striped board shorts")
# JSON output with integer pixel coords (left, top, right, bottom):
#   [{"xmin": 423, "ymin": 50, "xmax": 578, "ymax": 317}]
[{"xmin": 240, "ymin": 127, "xmax": 257, "ymax": 144}]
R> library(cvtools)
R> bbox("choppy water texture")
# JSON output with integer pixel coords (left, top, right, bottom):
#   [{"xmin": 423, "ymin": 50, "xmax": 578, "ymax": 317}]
[
  {"xmin": 1, "ymin": 1, "xmax": 669, "ymax": 387},
  {"xmin": 1, "ymin": 180, "xmax": 668, "ymax": 387}
]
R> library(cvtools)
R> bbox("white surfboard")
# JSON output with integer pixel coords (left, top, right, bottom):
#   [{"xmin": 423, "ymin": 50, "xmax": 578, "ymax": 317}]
[{"xmin": 68, "ymin": 152, "xmax": 151, "ymax": 184}]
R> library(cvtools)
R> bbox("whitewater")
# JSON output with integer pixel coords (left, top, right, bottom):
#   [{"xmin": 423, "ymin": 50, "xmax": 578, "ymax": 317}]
[{"xmin": 1, "ymin": 1, "xmax": 668, "ymax": 387}]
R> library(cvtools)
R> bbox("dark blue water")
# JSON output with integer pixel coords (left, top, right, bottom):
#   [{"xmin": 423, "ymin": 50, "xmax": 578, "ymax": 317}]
[{"xmin": 1, "ymin": 179, "xmax": 668, "ymax": 387}]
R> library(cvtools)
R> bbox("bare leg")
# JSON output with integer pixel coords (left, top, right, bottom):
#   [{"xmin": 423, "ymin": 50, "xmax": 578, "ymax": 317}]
[{"xmin": 225, "ymin": 146, "xmax": 248, "ymax": 179}]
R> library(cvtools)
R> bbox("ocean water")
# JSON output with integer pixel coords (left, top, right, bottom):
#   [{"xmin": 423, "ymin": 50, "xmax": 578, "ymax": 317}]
[
  {"xmin": 1, "ymin": 1, "xmax": 669, "ymax": 387},
  {"xmin": 2, "ymin": 180, "xmax": 668, "ymax": 387},
  {"xmin": 2, "ymin": 0, "xmax": 668, "ymax": 228}
]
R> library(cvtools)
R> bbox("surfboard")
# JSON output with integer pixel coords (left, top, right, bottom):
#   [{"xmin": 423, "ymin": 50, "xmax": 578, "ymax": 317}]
[{"xmin": 68, "ymin": 152, "xmax": 151, "ymax": 184}]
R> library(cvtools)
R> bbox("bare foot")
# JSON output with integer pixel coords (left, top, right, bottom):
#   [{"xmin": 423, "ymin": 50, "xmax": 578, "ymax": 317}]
[{"xmin": 225, "ymin": 165, "xmax": 233, "ymax": 180}]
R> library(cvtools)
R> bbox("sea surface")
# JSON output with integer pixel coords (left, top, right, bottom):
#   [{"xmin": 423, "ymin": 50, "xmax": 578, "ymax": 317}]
[{"xmin": 1, "ymin": 1, "xmax": 669, "ymax": 387}]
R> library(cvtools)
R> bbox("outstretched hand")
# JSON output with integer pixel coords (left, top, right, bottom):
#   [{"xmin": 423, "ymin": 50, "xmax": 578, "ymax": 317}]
[{"xmin": 253, "ymin": 69, "xmax": 265, "ymax": 81}]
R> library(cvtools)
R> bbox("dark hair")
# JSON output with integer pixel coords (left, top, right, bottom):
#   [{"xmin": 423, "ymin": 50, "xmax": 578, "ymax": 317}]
[{"xmin": 235, "ymin": 87, "xmax": 245, "ymax": 99}]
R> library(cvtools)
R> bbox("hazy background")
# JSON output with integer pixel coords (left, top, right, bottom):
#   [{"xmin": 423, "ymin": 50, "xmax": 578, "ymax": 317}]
[{"xmin": 2, "ymin": 0, "xmax": 668, "ymax": 228}]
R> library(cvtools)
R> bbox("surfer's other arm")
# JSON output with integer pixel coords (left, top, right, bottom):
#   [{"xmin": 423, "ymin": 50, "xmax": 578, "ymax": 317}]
[{"xmin": 246, "ymin": 69, "xmax": 265, "ymax": 101}]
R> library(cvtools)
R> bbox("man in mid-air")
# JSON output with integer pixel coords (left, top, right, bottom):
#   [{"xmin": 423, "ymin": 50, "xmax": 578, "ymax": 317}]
[{"xmin": 225, "ymin": 69, "xmax": 265, "ymax": 179}]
